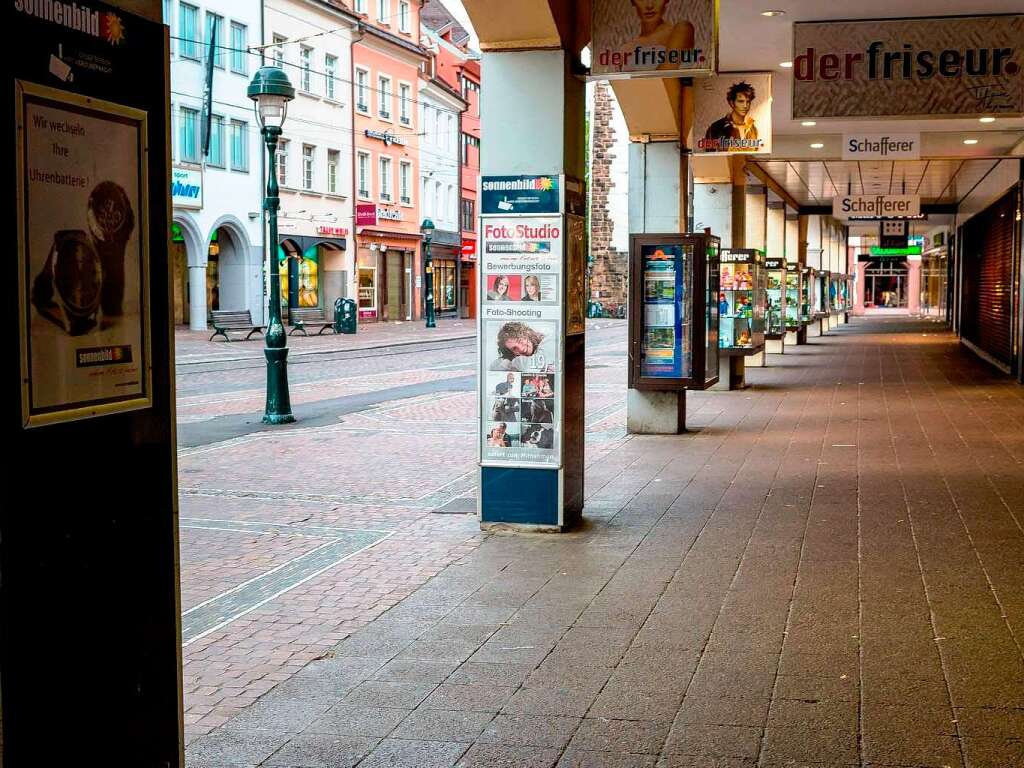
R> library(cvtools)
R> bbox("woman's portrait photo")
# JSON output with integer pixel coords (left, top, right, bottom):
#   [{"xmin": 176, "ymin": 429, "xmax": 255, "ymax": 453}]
[
  {"xmin": 522, "ymin": 275, "xmax": 542, "ymax": 302},
  {"xmin": 487, "ymin": 274, "xmax": 520, "ymax": 302}
]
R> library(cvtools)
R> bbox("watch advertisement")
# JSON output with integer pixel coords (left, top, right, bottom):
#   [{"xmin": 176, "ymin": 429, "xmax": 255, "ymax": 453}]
[
  {"xmin": 17, "ymin": 81, "xmax": 151, "ymax": 427},
  {"xmin": 480, "ymin": 215, "xmax": 563, "ymax": 468}
]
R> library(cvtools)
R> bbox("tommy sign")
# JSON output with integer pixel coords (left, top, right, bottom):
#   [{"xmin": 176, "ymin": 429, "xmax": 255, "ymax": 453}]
[
  {"xmin": 843, "ymin": 133, "xmax": 920, "ymax": 160},
  {"xmin": 833, "ymin": 194, "xmax": 921, "ymax": 220},
  {"xmin": 793, "ymin": 15, "xmax": 1024, "ymax": 119}
]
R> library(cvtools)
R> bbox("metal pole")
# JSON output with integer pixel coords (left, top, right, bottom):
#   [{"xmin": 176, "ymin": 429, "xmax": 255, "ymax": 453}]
[
  {"xmin": 262, "ymin": 124, "xmax": 295, "ymax": 424},
  {"xmin": 424, "ymin": 234, "xmax": 436, "ymax": 328}
]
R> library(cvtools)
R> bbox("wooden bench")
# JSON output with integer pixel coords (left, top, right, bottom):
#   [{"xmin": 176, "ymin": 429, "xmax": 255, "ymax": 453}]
[
  {"xmin": 208, "ymin": 310, "xmax": 264, "ymax": 341},
  {"xmin": 288, "ymin": 308, "xmax": 335, "ymax": 336}
]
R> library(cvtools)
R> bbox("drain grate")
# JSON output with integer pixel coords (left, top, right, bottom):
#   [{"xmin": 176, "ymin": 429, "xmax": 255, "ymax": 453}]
[{"xmin": 432, "ymin": 496, "xmax": 477, "ymax": 515}]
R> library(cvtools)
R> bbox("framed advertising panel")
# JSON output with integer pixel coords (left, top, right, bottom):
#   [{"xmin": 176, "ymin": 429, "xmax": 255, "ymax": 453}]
[
  {"xmin": 694, "ymin": 73, "xmax": 772, "ymax": 155},
  {"xmin": 591, "ymin": 0, "xmax": 718, "ymax": 80},
  {"xmin": 479, "ymin": 216, "xmax": 564, "ymax": 469},
  {"xmin": 16, "ymin": 80, "xmax": 152, "ymax": 427}
]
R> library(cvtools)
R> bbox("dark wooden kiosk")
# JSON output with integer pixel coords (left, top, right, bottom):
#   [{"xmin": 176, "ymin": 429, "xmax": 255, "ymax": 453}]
[{"xmin": 628, "ymin": 233, "xmax": 721, "ymax": 431}]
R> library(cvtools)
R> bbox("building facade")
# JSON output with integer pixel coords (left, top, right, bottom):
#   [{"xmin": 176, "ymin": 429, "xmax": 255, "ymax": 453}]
[
  {"xmin": 418, "ymin": 32, "xmax": 467, "ymax": 318},
  {"xmin": 351, "ymin": 0, "xmax": 425, "ymax": 322},
  {"xmin": 264, "ymin": 0, "xmax": 358, "ymax": 323},
  {"xmin": 422, "ymin": 4, "xmax": 479, "ymax": 319},
  {"xmin": 165, "ymin": 0, "xmax": 265, "ymax": 329}
]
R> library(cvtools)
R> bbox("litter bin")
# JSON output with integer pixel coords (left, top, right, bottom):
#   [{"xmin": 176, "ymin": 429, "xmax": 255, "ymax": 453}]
[
  {"xmin": 587, "ymin": 299, "xmax": 603, "ymax": 318},
  {"xmin": 334, "ymin": 297, "xmax": 357, "ymax": 334}
]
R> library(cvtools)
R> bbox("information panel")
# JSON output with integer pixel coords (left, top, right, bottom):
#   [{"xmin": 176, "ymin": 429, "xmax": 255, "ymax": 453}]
[
  {"xmin": 480, "ymin": 216, "xmax": 563, "ymax": 468},
  {"xmin": 17, "ymin": 80, "xmax": 151, "ymax": 427},
  {"xmin": 640, "ymin": 243, "xmax": 692, "ymax": 378}
]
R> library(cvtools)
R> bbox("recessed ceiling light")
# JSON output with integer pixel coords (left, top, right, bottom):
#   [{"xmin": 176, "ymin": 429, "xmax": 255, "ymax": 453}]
[
  {"xmin": 761, "ymin": 10, "xmax": 786, "ymax": 16},
  {"xmin": 979, "ymin": 117, "xmax": 996, "ymax": 123},
  {"xmin": 963, "ymin": 138, "xmax": 979, "ymax": 145},
  {"xmin": 780, "ymin": 61, "xmax": 793, "ymax": 68},
  {"xmin": 801, "ymin": 121, "xmax": 817, "ymax": 126},
  {"xmin": 810, "ymin": 143, "xmax": 824, "ymax": 149}
]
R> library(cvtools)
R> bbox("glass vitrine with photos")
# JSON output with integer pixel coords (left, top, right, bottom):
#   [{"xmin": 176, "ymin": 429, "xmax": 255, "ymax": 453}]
[
  {"xmin": 765, "ymin": 257, "xmax": 785, "ymax": 338},
  {"xmin": 787, "ymin": 263, "xmax": 803, "ymax": 329},
  {"xmin": 801, "ymin": 267, "xmax": 816, "ymax": 324},
  {"xmin": 629, "ymin": 232, "xmax": 720, "ymax": 391},
  {"xmin": 718, "ymin": 249, "xmax": 766, "ymax": 354},
  {"xmin": 818, "ymin": 271, "xmax": 830, "ymax": 316}
]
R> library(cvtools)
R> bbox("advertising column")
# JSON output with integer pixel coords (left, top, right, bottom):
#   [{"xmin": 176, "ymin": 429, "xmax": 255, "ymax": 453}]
[{"xmin": 479, "ymin": 174, "xmax": 583, "ymax": 530}]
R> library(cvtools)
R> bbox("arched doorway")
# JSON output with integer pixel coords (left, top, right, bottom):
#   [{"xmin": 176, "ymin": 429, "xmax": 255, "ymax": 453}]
[
  {"xmin": 207, "ymin": 223, "xmax": 253, "ymax": 317},
  {"xmin": 172, "ymin": 214, "xmax": 204, "ymax": 327}
]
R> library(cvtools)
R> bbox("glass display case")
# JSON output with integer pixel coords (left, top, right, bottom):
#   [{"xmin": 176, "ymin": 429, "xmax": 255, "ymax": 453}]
[
  {"xmin": 765, "ymin": 257, "xmax": 786, "ymax": 339},
  {"xmin": 629, "ymin": 233, "xmax": 720, "ymax": 391},
  {"xmin": 718, "ymin": 249, "xmax": 766, "ymax": 354},
  {"xmin": 829, "ymin": 273, "xmax": 843, "ymax": 313},
  {"xmin": 801, "ymin": 267, "xmax": 817, "ymax": 324},
  {"xmin": 787, "ymin": 263, "xmax": 803, "ymax": 330},
  {"xmin": 818, "ymin": 271, "xmax": 831, "ymax": 316}
]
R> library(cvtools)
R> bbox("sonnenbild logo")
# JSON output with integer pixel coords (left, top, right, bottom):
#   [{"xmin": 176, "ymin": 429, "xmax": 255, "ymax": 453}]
[{"xmin": 794, "ymin": 43, "xmax": 1019, "ymax": 82}]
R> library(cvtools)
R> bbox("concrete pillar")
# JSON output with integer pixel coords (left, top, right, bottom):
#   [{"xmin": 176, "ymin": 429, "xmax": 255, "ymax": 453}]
[
  {"xmin": 766, "ymin": 203, "xmax": 785, "ymax": 355},
  {"xmin": 908, "ymin": 259, "xmax": 922, "ymax": 314},
  {"xmin": 478, "ymin": 48, "xmax": 585, "ymax": 530},
  {"xmin": 189, "ymin": 265, "xmax": 207, "ymax": 331},
  {"xmin": 855, "ymin": 266, "xmax": 867, "ymax": 315},
  {"xmin": 744, "ymin": 186, "xmax": 767, "ymax": 251},
  {"xmin": 628, "ymin": 140, "xmax": 688, "ymax": 433}
]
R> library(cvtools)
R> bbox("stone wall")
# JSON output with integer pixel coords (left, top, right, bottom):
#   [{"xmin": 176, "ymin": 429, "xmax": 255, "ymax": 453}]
[{"xmin": 589, "ymin": 82, "xmax": 628, "ymax": 312}]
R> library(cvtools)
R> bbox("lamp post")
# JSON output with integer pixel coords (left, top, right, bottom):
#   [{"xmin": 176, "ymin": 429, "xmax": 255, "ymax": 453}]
[
  {"xmin": 421, "ymin": 218, "xmax": 436, "ymax": 328},
  {"xmin": 248, "ymin": 66, "xmax": 296, "ymax": 424}
]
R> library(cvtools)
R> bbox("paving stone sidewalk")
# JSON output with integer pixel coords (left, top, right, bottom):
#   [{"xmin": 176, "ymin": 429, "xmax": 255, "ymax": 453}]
[{"xmin": 188, "ymin": 317, "xmax": 1024, "ymax": 767}]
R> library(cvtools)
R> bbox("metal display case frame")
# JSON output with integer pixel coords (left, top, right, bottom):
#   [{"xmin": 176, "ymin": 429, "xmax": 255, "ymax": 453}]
[
  {"xmin": 628, "ymin": 233, "xmax": 721, "ymax": 392},
  {"xmin": 765, "ymin": 257, "xmax": 786, "ymax": 340},
  {"xmin": 718, "ymin": 249, "xmax": 767, "ymax": 357}
]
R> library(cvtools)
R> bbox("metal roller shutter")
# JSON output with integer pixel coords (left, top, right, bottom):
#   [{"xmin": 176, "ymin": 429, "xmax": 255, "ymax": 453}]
[{"xmin": 961, "ymin": 188, "xmax": 1020, "ymax": 370}]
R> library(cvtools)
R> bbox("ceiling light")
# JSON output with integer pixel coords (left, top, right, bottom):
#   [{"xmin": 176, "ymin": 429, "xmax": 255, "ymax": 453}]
[
  {"xmin": 810, "ymin": 143, "xmax": 824, "ymax": 149},
  {"xmin": 963, "ymin": 138, "xmax": 979, "ymax": 145},
  {"xmin": 801, "ymin": 121, "xmax": 817, "ymax": 126},
  {"xmin": 979, "ymin": 117, "xmax": 996, "ymax": 123},
  {"xmin": 780, "ymin": 61, "xmax": 793, "ymax": 68},
  {"xmin": 761, "ymin": 10, "xmax": 786, "ymax": 16}
]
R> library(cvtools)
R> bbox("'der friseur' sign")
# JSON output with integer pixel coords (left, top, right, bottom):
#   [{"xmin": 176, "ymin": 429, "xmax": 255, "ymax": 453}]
[
  {"xmin": 591, "ymin": 0, "xmax": 717, "ymax": 80},
  {"xmin": 793, "ymin": 15, "xmax": 1024, "ymax": 119}
]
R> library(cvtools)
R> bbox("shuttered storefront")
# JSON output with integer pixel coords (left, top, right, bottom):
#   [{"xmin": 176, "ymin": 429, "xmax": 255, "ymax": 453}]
[{"xmin": 960, "ymin": 187, "xmax": 1020, "ymax": 372}]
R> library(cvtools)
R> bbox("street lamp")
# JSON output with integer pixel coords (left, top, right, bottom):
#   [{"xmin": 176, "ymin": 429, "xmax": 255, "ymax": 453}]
[
  {"xmin": 248, "ymin": 65, "xmax": 296, "ymax": 424},
  {"xmin": 421, "ymin": 218, "xmax": 436, "ymax": 328}
]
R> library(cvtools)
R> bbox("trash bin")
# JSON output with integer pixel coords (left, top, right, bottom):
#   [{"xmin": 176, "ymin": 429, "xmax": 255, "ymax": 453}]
[
  {"xmin": 334, "ymin": 297, "xmax": 357, "ymax": 334},
  {"xmin": 587, "ymin": 299, "xmax": 603, "ymax": 318}
]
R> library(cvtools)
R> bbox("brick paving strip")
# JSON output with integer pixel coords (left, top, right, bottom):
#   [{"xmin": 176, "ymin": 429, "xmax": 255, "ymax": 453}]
[
  {"xmin": 184, "ymin": 317, "xmax": 1024, "ymax": 768},
  {"xmin": 180, "ymin": 519, "xmax": 393, "ymax": 646}
]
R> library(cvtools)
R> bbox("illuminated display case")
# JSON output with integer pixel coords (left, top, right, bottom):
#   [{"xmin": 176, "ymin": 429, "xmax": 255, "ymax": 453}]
[
  {"xmin": 718, "ymin": 249, "xmax": 766, "ymax": 354},
  {"xmin": 829, "ymin": 273, "xmax": 843, "ymax": 312},
  {"xmin": 787, "ymin": 262, "xmax": 803, "ymax": 329},
  {"xmin": 765, "ymin": 257, "xmax": 786, "ymax": 339},
  {"xmin": 801, "ymin": 267, "xmax": 817, "ymax": 324},
  {"xmin": 818, "ymin": 271, "xmax": 831, "ymax": 316},
  {"xmin": 628, "ymin": 233, "xmax": 720, "ymax": 391}
]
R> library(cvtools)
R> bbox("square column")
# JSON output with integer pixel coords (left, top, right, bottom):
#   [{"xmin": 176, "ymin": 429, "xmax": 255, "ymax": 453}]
[{"xmin": 478, "ymin": 49, "xmax": 585, "ymax": 531}]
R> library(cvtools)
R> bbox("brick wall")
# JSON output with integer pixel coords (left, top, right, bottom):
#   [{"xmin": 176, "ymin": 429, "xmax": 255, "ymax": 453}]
[{"xmin": 589, "ymin": 82, "xmax": 628, "ymax": 312}]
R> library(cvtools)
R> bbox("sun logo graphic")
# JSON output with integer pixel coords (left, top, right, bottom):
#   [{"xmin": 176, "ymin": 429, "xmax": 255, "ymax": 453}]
[
  {"xmin": 101, "ymin": 12, "xmax": 126, "ymax": 45},
  {"xmin": 534, "ymin": 177, "xmax": 555, "ymax": 192}
]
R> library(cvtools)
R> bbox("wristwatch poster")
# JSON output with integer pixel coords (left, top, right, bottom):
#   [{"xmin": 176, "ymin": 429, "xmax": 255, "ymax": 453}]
[{"xmin": 17, "ymin": 80, "xmax": 152, "ymax": 427}]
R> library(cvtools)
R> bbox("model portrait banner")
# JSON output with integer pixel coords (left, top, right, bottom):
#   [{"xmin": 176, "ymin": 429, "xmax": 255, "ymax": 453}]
[
  {"xmin": 792, "ymin": 15, "xmax": 1024, "ymax": 119},
  {"xmin": 591, "ymin": 0, "xmax": 717, "ymax": 80},
  {"xmin": 17, "ymin": 81, "xmax": 151, "ymax": 427},
  {"xmin": 694, "ymin": 72, "xmax": 772, "ymax": 154}
]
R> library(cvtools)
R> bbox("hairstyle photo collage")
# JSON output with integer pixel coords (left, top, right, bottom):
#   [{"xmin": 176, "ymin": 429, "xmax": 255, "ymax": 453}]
[
  {"xmin": 485, "ymin": 273, "xmax": 558, "ymax": 304},
  {"xmin": 485, "ymin": 371, "xmax": 556, "ymax": 455}
]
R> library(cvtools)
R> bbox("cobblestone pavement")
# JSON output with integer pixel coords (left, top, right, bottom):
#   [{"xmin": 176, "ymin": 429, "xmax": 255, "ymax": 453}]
[
  {"xmin": 178, "ymin": 321, "xmax": 629, "ymax": 741},
  {"xmin": 187, "ymin": 317, "xmax": 1024, "ymax": 767}
]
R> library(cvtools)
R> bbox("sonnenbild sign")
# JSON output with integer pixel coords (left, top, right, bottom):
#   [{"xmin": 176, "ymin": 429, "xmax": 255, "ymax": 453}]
[{"xmin": 792, "ymin": 15, "xmax": 1024, "ymax": 119}]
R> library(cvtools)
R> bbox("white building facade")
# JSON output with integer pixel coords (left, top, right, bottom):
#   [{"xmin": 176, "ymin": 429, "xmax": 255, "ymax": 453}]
[
  {"xmin": 165, "ymin": 0, "xmax": 266, "ymax": 330},
  {"xmin": 263, "ymin": 0, "xmax": 358, "ymax": 323},
  {"xmin": 418, "ymin": 30, "xmax": 466, "ymax": 316}
]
